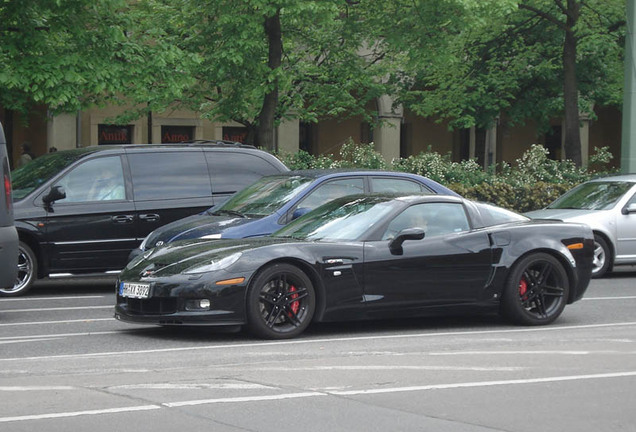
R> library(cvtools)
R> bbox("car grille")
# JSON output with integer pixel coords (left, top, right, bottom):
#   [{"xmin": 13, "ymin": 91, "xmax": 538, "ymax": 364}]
[{"xmin": 118, "ymin": 296, "xmax": 178, "ymax": 315}]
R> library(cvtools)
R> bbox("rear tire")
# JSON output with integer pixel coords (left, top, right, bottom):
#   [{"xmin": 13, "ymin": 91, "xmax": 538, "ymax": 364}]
[
  {"xmin": 501, "ymin": 253, "xmax": 569, "ymax": 326},
  {"xmin": 246, "ymin": 263, "xmax": 315, "ymax": 339},
  {"xmin": 0, "ymin": 241, "xmax": 37, "ymax": 297}
]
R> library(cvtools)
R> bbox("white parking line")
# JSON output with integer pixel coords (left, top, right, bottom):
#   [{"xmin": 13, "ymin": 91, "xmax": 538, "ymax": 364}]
[
  {"xmin": 0, "ymin": 318, "xmax": 114, "ymax": 327},
  {"xmin": 2, "ymin": 321, "xmax": 635, "ymax": 362},
  {"xmin": 0, "ymin": 296, "xmax": 108, "ymax": 302},
  {"xmin": 3, "ymin": 371, "xmax": 634, "ymax": 423},
  {"xmin": 2, "ymin": 306, "xmax": 112, "ymax": 313},
  {"xmin": 583, "ymin": 296, "xmax": 636, "ymax": 301},
  {"xmin": 329, "ymin": 371, "xmax": 636, "ymax": 396}
]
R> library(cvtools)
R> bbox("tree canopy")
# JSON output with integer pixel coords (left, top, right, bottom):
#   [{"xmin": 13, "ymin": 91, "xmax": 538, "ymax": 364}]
[{"xmin": 0, "ymin": 0, "xmax": 627, "ymax": 162}]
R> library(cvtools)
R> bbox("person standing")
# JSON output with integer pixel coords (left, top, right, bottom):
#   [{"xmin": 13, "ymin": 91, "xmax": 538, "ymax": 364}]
[{"xmin": 18, "ymin": 142, "xmax": 34, "ymax": 167}]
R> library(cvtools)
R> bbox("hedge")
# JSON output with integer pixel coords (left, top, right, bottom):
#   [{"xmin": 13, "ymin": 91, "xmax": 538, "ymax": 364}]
[{"xmin": 275, "ymin": 140, "xmax": 617, "ymax": 213}]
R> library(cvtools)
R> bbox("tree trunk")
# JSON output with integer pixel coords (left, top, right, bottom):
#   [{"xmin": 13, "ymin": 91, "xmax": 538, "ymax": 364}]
[
  {"xmin": 562, "ymin": 0, "xmax": 582, "ymax": 166},
  {"xmin": 257, "ymin": 10, "xmax": 282, "ymax": 150}
]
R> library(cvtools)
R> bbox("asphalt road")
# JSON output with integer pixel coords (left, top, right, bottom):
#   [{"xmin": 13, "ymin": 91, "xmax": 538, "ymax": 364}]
[{"xmin": 1, "ymin": 269, "xmax": 635, "ymax": 432}]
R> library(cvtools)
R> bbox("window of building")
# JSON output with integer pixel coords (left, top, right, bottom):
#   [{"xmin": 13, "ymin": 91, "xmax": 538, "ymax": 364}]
[
  {"xmin": 161, "ymin": 126, "xmax": 194, "ymax": 143},
  {"xmin": 222, "ymin": 127, "xmax": 248, "ymax": 143},
  {"xmin": 98, "ymin": 125, "xmax": 133, "ymax": 145}
]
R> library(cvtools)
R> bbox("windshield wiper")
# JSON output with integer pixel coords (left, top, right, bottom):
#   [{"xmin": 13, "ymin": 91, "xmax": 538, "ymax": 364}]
[{"xmin": 213, "ymin": 209, "xmax": 247, "ymax": 218}]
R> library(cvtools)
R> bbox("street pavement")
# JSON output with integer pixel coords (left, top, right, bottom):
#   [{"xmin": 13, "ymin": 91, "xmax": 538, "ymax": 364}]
[{"xmin": 1, "ymin": 269, "xmax": 635, "ymax": 431}]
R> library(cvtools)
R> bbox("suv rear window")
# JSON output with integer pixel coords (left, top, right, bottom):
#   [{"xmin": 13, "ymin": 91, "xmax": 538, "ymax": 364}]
[
  {"xmin": 207, "ymin": 152, "xmax": 282, "ymax": 194},
  {"xmin": 128, "ymin": 151, "xmax": 212, "ymax": 201}
]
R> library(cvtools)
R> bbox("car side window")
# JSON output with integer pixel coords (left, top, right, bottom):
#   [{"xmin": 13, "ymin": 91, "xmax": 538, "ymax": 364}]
[
  {"xmin": 129, "ymin": 151, "xmax": 211, "ymax": 201},
  {"xmin": 207, "ymin": 152, "xmax": 283, "ymax": 194},
  {"xmin": 56, "ymin": 156, "xmax": 125, "ymax": 202},
  {"xmin": 297, "ymin": 178, "xmax": 365, "ymax": 211},
  {"xmin": 371, "ymin": 177, "xmax": 429, "ymax": 194},
  {"xmin": 382, "ymin": 203, "xmax": 470, "ymax": 240}
]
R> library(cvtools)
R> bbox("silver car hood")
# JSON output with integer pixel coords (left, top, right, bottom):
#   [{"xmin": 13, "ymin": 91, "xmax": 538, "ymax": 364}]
[{"xmin": 525, "ymin": 208, "xmax": 604, "ymax": 221}]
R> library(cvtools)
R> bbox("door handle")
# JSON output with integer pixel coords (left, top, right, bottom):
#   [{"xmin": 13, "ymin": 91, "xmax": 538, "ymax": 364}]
[
  {"xmin": 112, "ymin": 215, "xmax": 134, "ymax": 224},
  {"xmin": 139, "ymin": 213, "xmax": 160, "ymax": 222}
]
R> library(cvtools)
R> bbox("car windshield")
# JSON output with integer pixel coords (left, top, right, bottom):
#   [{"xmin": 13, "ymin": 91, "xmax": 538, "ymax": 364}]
[
  {"xmin": 475, "ymin": 202, "xmax": 528, "ymax": 226},
  {"xmin": 547, "ymin": 181, "xmax": 634, "ymax": 210},
  {"xmin": 273, "ymin": 196, "xmax": 395, "ymax": 241},
  {"xmin": 213, "ymin": 175, "xmax": 314, "ymax": 217},
  {"xmin": 11, "ymin": 149, "xmax": 95, "ymax": 200}
]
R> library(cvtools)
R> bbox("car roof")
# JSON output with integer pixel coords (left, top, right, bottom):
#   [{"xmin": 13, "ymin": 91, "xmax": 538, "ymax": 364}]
[
  {"xmin": 588, "ymin": 174, "xmax": 636, "ymax": 183},
  {"xmin": 329, "ymin": 193, "xmax": 463, "ymax": 206},
  {"xmin": 272, "ymin": 169, "xmax": 431, "ymax": 180}
]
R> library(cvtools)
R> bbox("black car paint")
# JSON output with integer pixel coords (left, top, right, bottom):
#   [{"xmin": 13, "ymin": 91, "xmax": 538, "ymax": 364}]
[
  {"xmin": 11, "ymin": 144, "xmax": 287, "ymax": 282},
  {"xmin": 115, "ymin": 195, "xmax": 593, "ymax": 329}
]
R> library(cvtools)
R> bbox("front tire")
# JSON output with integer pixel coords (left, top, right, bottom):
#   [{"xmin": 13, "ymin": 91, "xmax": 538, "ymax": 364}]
[
  {"xmin": 246, "ymin": 263, "xmax": 315, "ymax": 339},
  {"xmin": 591, "ymin": 235, "xmax": 611, "ymax": 278},
  {"xmin": 501, "ymin": 253, "xmax": 569, "ymax": 326},
  {"xmin": 0, "ymin": 242, "xmax": 37, "ymax": 297}
]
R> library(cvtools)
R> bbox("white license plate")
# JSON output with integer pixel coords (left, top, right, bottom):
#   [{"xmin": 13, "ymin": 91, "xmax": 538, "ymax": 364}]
[{"xmin": 119, "ymin": 282, "xmax": 150, "ymax": 299}]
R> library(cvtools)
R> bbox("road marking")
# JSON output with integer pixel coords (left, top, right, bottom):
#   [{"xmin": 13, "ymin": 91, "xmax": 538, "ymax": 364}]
[
  {"xmin": 2, "ymin": 371, "xmax": 634, "ymax": 423},
  {"xmin": 0, "ymin": 338, "xmax": 63, "ymax": 345},
  {"xmin": 329, "ymin": 371, "xmax": 636, "ymax": 396},
  {"xmin": 0, "ymin": 331, "xmax": 119, "ymax": 341},
  {"xmin": 109, "ymin": 383, "xmax": 273, "ymax": 390},
  {"xmin": 163, "ymin": 391, "xmax": 326, "ymax": 407},
  {"xmin": 0, "ymin": 386, "xmax": 75, "ymax": 391},
  {"xmin": 0, "ymin": 296, "xmax": 108, "ymax": 302},
  {"xmin": 0, "ymin": 318, "xmax": 115, "ymax": 327},
  {"xmin": 0, "ymin": 405, "xmax": 160, "ymax": 423},
  {"xmin": 428, "ymin": 350, "xmax": 636, "ymax": 356},
  {"xmin": 214, "ymin": 365, "xmax": 524, "ymax": 372},
  {"xmin": 2, "ymin": 321, "xmax": 636, "ymax": 362},
  {"xmin": 2, "ymin": 306, "xmax": 112, "ymax": 313},
  {"xmin": 583, "ymin": 296, "xmax": 636, "ymax": 301}
]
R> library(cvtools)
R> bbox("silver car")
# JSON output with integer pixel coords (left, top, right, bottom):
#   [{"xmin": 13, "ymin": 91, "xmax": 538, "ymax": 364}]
[{"xmin": 526, "ymin": 174, "xmax": 636, "ymax": 277}]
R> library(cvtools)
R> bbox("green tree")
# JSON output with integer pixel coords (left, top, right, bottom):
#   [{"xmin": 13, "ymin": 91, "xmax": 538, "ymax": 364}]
[
  {"xmin": 0, "ymin": 0, "xmax": 126, "ymax": 114},
  {"xmin": 119, "ymin": 0, "xmax": 392, "ymax": 149},
  {"xmin": 388, "ymin": 0, "xmax": 624, "ymax": 166}
]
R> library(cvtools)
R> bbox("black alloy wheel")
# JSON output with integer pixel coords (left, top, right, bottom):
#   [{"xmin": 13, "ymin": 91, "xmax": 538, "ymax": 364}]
[
  {"xmin": 501, "ymin": 253, "xmax": 569, "ymax": 325},
  {"xmin": 246, "ymin": 263, "xmax": 315, "ymax": 339},
  {"xmin": 0, "ymin": 241, "xmax": 37, "ymax": 297}
]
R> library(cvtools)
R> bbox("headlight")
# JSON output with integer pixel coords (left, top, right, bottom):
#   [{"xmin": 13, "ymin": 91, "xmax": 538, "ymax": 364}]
[{"xmin": 183, "ymin": 252, "xmax": 243, "ymax": 274}]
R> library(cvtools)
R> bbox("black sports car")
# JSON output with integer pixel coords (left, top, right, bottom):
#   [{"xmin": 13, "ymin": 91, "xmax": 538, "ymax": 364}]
[{"xmin": 115, "ymin": 194, "xmax": 594, "ymax": 339}]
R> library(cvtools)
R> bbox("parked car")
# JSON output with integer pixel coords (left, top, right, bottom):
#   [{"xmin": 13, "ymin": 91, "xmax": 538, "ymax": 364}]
[
  {"xmin": 129, "ymin": 169, "xmax": 459, "ymax": 261},
  {"xmin": 116, "ymin": 194, "xmax": 594, "ymax": 339},
  {"xmin": 525, "ymin": 174, "xmax": 636, "ymax": 278},
  {"xmin": 2, "ymin": 142, "xmax": 288, "ymax": 296},
  {"xmin": 0, "ymin": 122, "xmax": 18, "ymax": 289}
]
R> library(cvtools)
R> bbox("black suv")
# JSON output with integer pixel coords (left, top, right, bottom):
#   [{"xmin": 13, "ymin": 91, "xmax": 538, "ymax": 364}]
[
  {"xmin": 4, "ymin": 142, "xmax": 287, "ymax": 296},
  {"xmin": 0, "ymin": 122, "xmax": 18, "ymax": 289}
]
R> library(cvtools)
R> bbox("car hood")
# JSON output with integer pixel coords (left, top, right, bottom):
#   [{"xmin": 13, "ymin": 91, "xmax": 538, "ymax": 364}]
[
  {"xmin": 143, "ymin": 213, "xmax": 265, "ymax": 249},
  {"xmin": 524, "ymin": 208, "xmax": 603, "ymax": 222},
  {"xmin": 124, "ymin": 237, "xmax": 299, "ymax": 278}
]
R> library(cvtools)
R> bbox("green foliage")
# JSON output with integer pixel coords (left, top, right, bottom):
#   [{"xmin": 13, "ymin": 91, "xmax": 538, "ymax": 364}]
[{"xmin": 277, "ymin": 142, "xmax": 618, "ymax": 212}]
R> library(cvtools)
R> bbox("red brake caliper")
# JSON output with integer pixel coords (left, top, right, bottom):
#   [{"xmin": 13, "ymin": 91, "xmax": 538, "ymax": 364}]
[
  {"xmin": 518, "ymin": 278, "xmax": 528, "ymax": 299},
  {"xmin": 288, "ymin": 286, "xmax": 300, "ymax": 316}
]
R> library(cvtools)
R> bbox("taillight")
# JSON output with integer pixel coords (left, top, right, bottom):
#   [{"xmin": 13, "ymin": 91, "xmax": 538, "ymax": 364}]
[{"xmin": 4, "ymin": 172, "xmax": 11, "ymax": 211}]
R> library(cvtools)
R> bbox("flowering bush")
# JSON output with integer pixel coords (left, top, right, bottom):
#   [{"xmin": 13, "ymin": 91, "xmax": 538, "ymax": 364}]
[{"xmin": 276, "ymin": 142, "xmax": 617, "ymax": 212}]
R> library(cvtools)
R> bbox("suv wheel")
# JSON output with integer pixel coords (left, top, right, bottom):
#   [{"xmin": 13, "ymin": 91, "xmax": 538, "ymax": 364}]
[{"xmin": 0, "ymin": 242, "xmax": 37, "ymax": 296}]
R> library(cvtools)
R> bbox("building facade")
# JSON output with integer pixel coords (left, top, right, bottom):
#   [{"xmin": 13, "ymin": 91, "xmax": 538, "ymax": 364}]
[{"xmin": 0, "ymin": 99, "xmax": 622, "ymax": 171}]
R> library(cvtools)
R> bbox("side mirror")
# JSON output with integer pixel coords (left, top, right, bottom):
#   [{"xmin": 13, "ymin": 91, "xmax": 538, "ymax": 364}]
[
  {"xmin": 42, "ymin": 185, "xmax": 66, "ymax": 209},
  {"xmin": 292, "ymin": 207, "xmax": 311, "ymax": 220},
  {"xmin": 389, "ymin": 228, "xmax": 425, "ymax": 255},
  {"xmin": 622, "ymin": 203, "xmax": 636, "ymax": 215}
]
